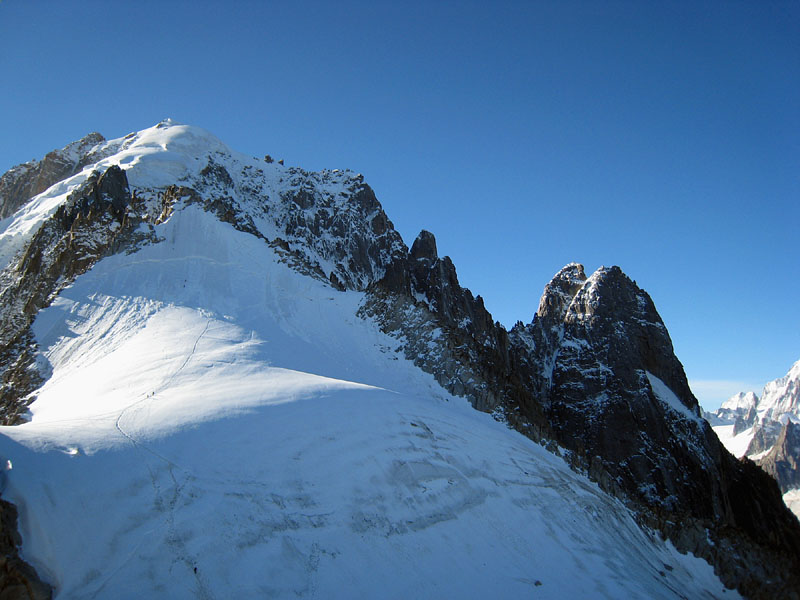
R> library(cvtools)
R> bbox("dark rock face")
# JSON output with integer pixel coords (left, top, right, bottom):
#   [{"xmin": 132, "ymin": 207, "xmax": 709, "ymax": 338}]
[
  {"xmin": 272, "ymin": 181, "xmax": 407, "ymax": 291},
  {"xmin": 0, "ymin": 133, "xmax": 105, "ymax": 219},
  {"xmin": 526, "ymin": 266, "xmax": 715, "ymax": 513},
  {"xmin": 0, "ymin": 500, "xmax": 52, "ymax": 599},
  {"xmin": 409, "ymin": 230, "xmax": 437, "ymax": 262},
  {"xmin": 509, "ymin": 266, "xmax": 800, "ymax": 597},
  {"xmin": 757, "ymin": 421, "xmax": 800, "ymax": 494},
  {"xmin": 747, "ymin": 419, "xmax": 784, "ymax": 456},
  {"xmin": 510, "ymin": 263, "xmax": 589, "ymax": 410},
  {"xmin": 200, "ymin": 161, "xmax": 407, "ymax": 291},
  {"xmin": 733, "ymin": 405, "xmax": 757, "ymax": 436}
]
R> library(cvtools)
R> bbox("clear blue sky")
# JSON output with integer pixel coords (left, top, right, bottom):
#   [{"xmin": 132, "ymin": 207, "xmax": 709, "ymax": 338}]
[{"xmin": 1, "ymin": 1, "xmax": 798, "ymax": 410}]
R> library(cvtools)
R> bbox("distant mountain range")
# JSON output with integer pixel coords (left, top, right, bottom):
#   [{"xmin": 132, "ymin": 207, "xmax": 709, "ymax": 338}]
[
  {"xmin": 706, "ymin": 360, "xmax": 800, "ymax": 518},
  {"xmin": 0, "ymin": 121, "xmax": 798, "ymax": 599}
]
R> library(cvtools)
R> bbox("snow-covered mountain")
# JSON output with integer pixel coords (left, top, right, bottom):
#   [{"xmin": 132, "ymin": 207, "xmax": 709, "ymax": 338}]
[
  {"xmin": 0, "ymin": 121, "xmax": 798, "ymax": 599},
  {"xmin": 708, "ymin": 360, "xmax": 800, "ymax": 519}
]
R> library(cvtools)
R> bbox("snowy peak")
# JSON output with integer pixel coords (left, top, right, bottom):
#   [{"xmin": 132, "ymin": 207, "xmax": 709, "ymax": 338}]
[
  {"xmin": 721, "ymin": 391, "xmax": 758, "ymax": 413},
  {"xmin": 1, "ymin": 120, "xmax": 407, "ymax": 294},
  {"xmin": 710, "ymin": 359, "xmax": 800, "ymax": 435},
  {"xmin": 758, "ymin": 359, "xmax": 800, "ymax": 423},
  {"xmin": 0, "ymin": 120, "xmax": 407, "ymax": 424}
]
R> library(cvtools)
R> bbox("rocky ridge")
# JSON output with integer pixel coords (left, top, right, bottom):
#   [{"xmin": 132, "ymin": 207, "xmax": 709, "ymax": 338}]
[{"xmin": 1, "ymin": 122, "xmax": 799, "ymax": 598}]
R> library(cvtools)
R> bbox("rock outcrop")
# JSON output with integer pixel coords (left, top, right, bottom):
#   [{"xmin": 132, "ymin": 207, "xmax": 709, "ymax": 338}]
[
  {"xmin": 508, "ymin": 266, "xmax": 800, "ymax": 598},
  {"xmin": 747, "ymin": 420, "xmax": 784, "ymax": 456},
  {"xmin": 757, "ymin": 421, "xmax": 800, "ymax": 494},
  {"xmin": 733, "ymin": 405, "xmax": 757, "ymax": 436},
  {"xmin": 0, "ymin": 500, "xmax": 52, "ymax": 600}
]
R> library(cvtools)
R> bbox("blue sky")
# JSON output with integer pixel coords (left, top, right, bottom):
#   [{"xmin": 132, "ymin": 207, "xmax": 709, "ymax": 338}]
[{"xmin": 1, "ymin": 1, "xmax": 797, "ymax": 409}]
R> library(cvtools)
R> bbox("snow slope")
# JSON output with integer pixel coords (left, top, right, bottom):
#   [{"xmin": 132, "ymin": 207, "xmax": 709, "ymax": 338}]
[
  {"xmin": 711, "ymin": 424, "xmax": 755, "ymax": 459},
  {"xmin": 0, "ymin": 123, "xmax": 736, "ymax": 598}
]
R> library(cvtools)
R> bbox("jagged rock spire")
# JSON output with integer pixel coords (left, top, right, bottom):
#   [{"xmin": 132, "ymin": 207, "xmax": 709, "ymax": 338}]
[
  {"xmin": 409, "ymin": 230, "xmax": 438, "ymax": 262},
  {"xmin": 535, "ymin": 262, "xmax": 586, "ymax": 323}
]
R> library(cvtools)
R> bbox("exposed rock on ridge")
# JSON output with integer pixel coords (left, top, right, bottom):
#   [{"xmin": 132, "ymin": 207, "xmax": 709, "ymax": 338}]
[
  {"xmin": 757, "ymin": 421, "xmax": 800, "ymax": 494},
  {"xmin": 361, "ymin": 230, "xmax": 542, "ymax": 431}
]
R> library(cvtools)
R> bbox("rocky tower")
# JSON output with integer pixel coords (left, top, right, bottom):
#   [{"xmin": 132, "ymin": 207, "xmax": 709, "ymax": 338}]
[
  {"xmin": 1, "ymin": 122, "xmax": 799, "ymax": 598},
  {"xmin": 758, "ymin": 422, "xmax": 800, "ymax": 494},
  {"xmin": 507, "ymin": 266, "xmax": 800, "ymax": 598}
]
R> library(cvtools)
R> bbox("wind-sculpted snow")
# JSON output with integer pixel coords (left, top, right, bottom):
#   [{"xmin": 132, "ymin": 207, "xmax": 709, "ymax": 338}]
[{"xmin": 0, "ymin": 205, "xmax": 736, "ymax": 598}]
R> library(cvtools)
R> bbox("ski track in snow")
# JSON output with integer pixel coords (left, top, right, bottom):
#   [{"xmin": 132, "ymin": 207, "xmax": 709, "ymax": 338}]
[
  {"xmin": 114, "ymin": 318, "xmax": 212, "ymax": 450},
  {"xmin": 110, "ymin": 318, "xmax": 216, "ymax": 599}
]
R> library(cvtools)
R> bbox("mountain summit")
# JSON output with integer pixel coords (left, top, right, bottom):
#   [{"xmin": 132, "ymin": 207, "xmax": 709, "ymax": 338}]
[{"xmin": 0, "ymin": 121, "xmax": 797, "ymax": 598}]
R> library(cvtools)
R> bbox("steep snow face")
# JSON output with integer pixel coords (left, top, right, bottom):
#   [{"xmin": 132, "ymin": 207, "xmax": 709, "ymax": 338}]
[
  {"xmin": 0, "ymin": 199, "xmax": 736, "ymax": 598},
  {"xmin": 711, "ymin": 425, "xmax": 755, "ymax": 459},
  {"xmin": 11, "ymin": 204, "xmax": 414, "ymax": 451},
  {"xmin": 785, "ymin": 490, "xmax": 800, "ymax": 520},
  {"xmin": 647, "ymin": 372, "xmax": 703, "ymax": 425}
]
